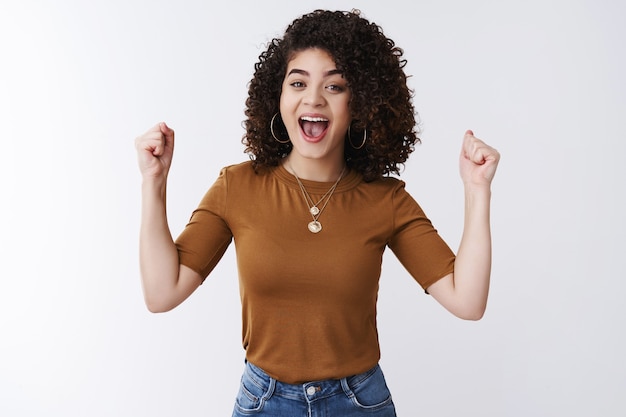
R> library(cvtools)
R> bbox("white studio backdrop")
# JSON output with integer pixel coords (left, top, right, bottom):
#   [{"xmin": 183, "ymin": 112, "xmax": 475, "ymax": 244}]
[{"xmin": 1, "ymin": 0, "xmax": 624, "ymax": 416}]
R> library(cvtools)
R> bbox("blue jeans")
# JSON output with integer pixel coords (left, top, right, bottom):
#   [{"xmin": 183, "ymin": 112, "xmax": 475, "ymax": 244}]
[{"xmin": 232, "ymin": 361, "xmax": 397, "ymax": 417}]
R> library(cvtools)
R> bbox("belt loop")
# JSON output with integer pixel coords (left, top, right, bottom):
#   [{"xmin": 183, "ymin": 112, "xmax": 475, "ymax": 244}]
[
  {"xmin": 264, "ymin": 375, "xmax": 276, "ymax": 400},
  {"xmin": 340, "ymin": 377, "xmax": 354, "ymax": 399}
]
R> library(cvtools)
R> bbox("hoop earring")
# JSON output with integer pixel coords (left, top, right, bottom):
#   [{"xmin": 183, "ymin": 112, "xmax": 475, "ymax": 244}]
[
  {"xmin": 270, "ymin": 113, "xmax": 290, "ymax": 144},
  {"xmin": 348, "ymin": 124, "xmax": 367, "ymax": 150}
]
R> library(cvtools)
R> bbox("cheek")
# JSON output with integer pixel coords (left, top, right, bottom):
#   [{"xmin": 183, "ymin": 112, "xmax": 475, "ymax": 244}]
[
  {"xmin": 337, "ymin": 102, "xmax": 352, "ymax": 127},
  {"xmin": 279, "ymin": 92, "xmax": 296, "ymax": 115}
]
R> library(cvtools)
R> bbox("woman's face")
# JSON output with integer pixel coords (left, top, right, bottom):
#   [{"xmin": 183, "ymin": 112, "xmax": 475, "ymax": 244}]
[{"xmin": 279, "ymin": 48, "xmax": 351, "ymax": 171}]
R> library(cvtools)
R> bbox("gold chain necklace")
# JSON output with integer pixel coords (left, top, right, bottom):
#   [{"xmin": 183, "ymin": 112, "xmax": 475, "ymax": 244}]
[{"xmin": 290, "ymin": 165, "xmax": 345, "ymax": 233}]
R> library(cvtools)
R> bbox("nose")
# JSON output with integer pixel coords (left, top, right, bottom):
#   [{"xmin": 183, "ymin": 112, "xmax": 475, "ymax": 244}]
[{"xmin": 303, "ymin": 88, "xmax": 326, "ymax": 107}]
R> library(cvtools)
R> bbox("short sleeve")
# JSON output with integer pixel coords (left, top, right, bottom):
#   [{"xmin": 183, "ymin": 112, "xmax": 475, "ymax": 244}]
[
  {"xmin": 175, "ymin": 168, "xmax": 233, "ymax": 280},
  {"xmin": 387, "ymin": 181, "xmax": 455, "ymax": 291}
]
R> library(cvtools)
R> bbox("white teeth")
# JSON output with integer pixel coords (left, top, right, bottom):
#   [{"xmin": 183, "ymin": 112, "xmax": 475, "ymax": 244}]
[{"xmin": 300, "ymin": 116, "xmax": 328, "ymax": 122}]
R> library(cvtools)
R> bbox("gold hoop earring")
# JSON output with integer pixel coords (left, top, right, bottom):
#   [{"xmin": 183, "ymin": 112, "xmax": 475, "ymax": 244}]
[
  {"xmin": 270, "ymin": 113, "xmax": 290, "ymax": 144},
  {"xmin": 348, "ymin": 124, "xmax": 367, "ymax": 150}
]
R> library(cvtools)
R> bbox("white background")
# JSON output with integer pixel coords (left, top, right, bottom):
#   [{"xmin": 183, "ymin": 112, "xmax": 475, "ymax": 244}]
[{"xmin": 1, "ymin": 0, "xmax": 625, "ymax": 416}]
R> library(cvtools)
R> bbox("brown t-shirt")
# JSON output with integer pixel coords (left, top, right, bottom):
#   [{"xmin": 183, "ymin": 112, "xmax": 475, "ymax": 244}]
[{"xmin": 175, "ymin": 161, "xmax": 455, "ymax": 383}]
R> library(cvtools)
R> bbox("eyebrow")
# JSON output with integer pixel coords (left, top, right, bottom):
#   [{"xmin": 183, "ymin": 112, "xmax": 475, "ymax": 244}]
[{"xmin": 287, "ymin": 68, "xmax": 343, "ymax": 77}]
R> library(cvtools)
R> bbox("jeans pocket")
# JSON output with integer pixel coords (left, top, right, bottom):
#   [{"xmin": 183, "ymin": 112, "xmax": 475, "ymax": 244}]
[
  {"xmin": 343, "ymin": 365, "xmax": 394, "ymax": 411},
  {"xmin": 233, "ymin": 368, "xmax": 270, "ymax": 414}
]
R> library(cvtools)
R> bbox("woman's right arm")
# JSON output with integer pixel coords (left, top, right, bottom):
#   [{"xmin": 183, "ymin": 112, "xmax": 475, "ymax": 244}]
[{"xmin": 135, "ymin": 122, "xmax": 202, "ymax": 313}]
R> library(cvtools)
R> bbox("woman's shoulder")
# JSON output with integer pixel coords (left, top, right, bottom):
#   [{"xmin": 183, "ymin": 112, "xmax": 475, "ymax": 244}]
[
  {"xmin": 219, "ymin": 160, "xmax": 255, "ymax": 174},
  {"xmin": 215, "ymin": 160, "xmax": 259, "ymax": 180},
  {"xmin": 216, "ymin": 160, "xmax": 277, "ymax": 186},
  {"xmin": 362, "ymin": 175, "xmax": 406, "ymax": 192}
]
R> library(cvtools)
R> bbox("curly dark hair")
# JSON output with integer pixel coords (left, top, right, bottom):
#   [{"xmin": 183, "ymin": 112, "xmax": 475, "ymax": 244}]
[{"xmin": 242, "ymin": 9, "xmax": 420, "ymax": 182}]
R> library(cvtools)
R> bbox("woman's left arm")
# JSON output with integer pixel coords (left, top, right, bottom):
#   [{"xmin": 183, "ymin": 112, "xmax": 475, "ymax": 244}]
[{"xmin": 427, "ymin": 130, "xmax": 500, "ymax": 320}]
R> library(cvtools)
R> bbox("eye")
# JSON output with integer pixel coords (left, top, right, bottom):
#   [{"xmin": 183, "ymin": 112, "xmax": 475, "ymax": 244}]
[
  {"xmin": 290, "ymin": 81, "xmax": 305, "ymax": 88},
  {"xmin": 326, "ymin": 84, "xmax": 345, "ymax": 93}
]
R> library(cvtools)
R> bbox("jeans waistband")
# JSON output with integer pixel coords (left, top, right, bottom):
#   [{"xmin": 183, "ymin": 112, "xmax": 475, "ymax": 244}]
[{"xmin": 244, "ymin": 361, "xmax": 380, "ymax": 402}]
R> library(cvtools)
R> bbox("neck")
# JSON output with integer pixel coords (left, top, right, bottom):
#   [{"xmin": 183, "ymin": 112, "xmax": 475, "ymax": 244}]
[{"xmin": 283, "ymin": 154, "xmax": 345, "ymax": 182}]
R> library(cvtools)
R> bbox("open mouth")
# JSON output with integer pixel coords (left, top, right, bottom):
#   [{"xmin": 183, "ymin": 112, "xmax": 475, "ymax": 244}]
[{"xmin": 299, "ymin": 116, "xmax": 329, "ymax": 138}]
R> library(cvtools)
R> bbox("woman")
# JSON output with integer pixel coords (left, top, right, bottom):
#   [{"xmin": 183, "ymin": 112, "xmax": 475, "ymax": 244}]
[{"xmin": 135, "ymin": 9, "xmax": 500, "ymax": 417}]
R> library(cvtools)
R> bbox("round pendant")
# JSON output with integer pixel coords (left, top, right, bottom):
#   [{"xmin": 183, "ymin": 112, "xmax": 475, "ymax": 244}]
[
  {"xmin": 308, "ymin": 221, "xmax": 322, "ymax": 233},
  {"xmin": 310, "ymin": 206, "xmax": 320, "ymax": 216}
]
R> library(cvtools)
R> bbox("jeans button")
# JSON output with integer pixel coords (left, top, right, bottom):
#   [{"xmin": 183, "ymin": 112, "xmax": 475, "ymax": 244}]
[{"xmin": 306, "ymin": 386, "xmax": 316, "ymax": 396}]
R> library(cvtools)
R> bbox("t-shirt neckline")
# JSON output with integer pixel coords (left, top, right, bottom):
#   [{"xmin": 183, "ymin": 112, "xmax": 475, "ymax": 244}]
[{"xmin": 272, "ymin": 163, "xmax": 362, "ymax": 194}]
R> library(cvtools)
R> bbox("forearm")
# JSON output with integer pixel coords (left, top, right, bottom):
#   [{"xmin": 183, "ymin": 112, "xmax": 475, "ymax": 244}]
[
  {"xmin": 427, "ymin": 131, "xmax": 499, "ymax": 319},
  {"xmin": 139, "ymin": 179, "xmax": 181, "ymax": 308},
  {"xmin": 452, "ymin": 185, "xmax": 492, "ymax": 316}
]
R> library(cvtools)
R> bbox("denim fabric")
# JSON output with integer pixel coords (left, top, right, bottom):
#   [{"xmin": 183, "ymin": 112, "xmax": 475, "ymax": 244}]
[{"xmin": 232, "ymin": 361, "xmax": 397, "ymax": 417}]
